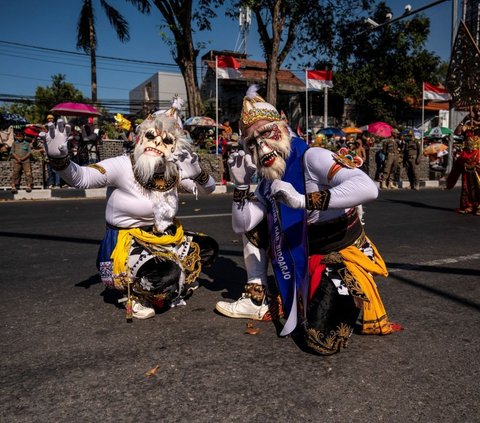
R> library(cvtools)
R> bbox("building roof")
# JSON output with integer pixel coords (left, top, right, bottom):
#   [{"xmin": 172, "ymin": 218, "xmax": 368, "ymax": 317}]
[
  {"xmin": 204, "ymin": 58, "xmax": 304, "ymax": 92},
  {"xmin": 423, "ymin": 101, "xmax": 450, "ymax": 111}
]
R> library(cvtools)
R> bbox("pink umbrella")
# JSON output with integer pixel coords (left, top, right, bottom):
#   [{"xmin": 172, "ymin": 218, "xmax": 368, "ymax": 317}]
[
  {"xmin": 367, "ymin": 122, "xmax": 393, "ymax": 138},
  {"xmin": 51, "ymin": 102, "xmax": 101, "ymax": 117}
]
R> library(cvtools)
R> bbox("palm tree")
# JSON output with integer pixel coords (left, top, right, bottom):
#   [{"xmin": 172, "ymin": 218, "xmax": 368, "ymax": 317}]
[{"xmin": 76, "ymin": 0, "xmax": 150, "ymax": 103}]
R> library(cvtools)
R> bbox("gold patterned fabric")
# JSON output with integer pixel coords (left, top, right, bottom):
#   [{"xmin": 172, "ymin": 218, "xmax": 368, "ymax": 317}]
[
  {"xmin": 111, "ymin": 220, "xmax": 184, "ymax": 280},
  {"xmin": 194, "ymin": 169, "xmax": 210, "ymax": 185},
  {"xmin": 305, "ymin": 323, "xmax": 353, "ymax": 355},
  {"xmin": 240, "ymin": 90, "xmax": 281, "ymax": 129},
  {"xmin": 304, "ymin": 234, "xmax": 393, "ymax": 355},
  {"xmin": 339, "ymin": 237, "xmax": 393, "ymax": 335},
  {"xmin": 306, "ymin": 190, "xmax": 331, "ymax": 210}
]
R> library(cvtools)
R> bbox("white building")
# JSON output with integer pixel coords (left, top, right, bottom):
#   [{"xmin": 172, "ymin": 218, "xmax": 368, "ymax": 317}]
[{"xmin": 129, "ymin": 72, "xmax": 187, "ymax": 115}]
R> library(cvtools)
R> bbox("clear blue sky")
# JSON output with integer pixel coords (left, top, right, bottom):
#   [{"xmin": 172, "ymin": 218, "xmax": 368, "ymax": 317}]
[{"xmin": 0, "ymin": 0, "xmax": 454, "ymax": 107}]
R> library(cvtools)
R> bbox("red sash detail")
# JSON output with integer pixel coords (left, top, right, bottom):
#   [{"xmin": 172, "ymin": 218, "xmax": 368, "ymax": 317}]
[{"xmin": 308, "ymin": 254, "xmax": 326, "ymax": 300}]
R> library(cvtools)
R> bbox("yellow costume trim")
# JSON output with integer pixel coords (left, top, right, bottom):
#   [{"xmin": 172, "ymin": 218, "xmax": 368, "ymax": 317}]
[
  {"xmin": 111, "ymin": 220, "xmax": 184, "ymax": 278},
  {"xmin": 87, "ymin": 164, "xmax": 106, "ymax": 174},
  {"xmin": 339, "ymin": 237, "xmax": 393, "ymax": 335}
]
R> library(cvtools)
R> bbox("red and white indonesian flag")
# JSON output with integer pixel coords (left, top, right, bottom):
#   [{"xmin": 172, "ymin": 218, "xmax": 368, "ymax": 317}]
[
  {"xmin": 423, "ymin": 82, "xmax": 451, "ymax": 101},
  {"xmin": 216, "ymin": 56, "xmax": 242, "ymax": 79},
  {"xmin": 306, "ymin": 70, "xmax": 333, "ymax": 90}
]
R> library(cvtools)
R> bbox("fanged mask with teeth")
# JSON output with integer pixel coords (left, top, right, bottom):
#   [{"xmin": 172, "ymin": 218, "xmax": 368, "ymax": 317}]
[
  {"xmin": 133, "ymin": 116, "xmax": 185, "ymax": 187},
  {"xmin": 243, "ymin": 120, "xmax": 291, "ymax": 181}
]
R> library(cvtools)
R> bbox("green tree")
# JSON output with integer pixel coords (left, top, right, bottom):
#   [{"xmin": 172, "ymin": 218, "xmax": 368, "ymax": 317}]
[
  {"xmin": 76, "ymin": 0, "xmax": 151, "ymax": 102},
  {"xmin": 150, "ymin": 0, "xmax": 224, "ymax": 116},
  {"xmin": 332, "ymin": 1, "xmax": 443, "ymax": 125},
  {"xmin": 34, "ymin": 74, "xmax": 87, "ymax": 123},
  {"xmin": 231, "ymin": 0, "xmax": 372, "ymax": 105},
  {"xmin": 0, "ymin": 75, "xmax": 86, "ymax": 124}
]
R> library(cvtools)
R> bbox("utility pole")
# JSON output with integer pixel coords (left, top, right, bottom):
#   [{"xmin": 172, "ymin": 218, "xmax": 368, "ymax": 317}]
[{"xmin": 236, "ymin": 6, "xmax": 251, "ymax": 55}]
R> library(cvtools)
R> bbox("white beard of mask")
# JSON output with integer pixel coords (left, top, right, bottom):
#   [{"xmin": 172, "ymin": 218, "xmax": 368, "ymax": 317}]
[{"xmin": 133, "ymin": 144, "xmax": 178, "ymax": 187}]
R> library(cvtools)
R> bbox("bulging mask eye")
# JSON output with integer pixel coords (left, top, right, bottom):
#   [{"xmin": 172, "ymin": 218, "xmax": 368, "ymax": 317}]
[
  {"xmin": 163, "ymin": 135, "xmax": 175, "ymax": 145},
  {"xmin": 145, "ymin": 130, "xmax": 156, "ymax": 140}
]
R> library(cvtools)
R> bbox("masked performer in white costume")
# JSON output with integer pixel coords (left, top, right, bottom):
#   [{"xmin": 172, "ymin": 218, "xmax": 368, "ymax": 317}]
[
  {"xmin": 43, "ymin": 98, "xmax": 217, "ymax": 320},
  {"xmin": 216, "ymin": 86, "xmax": 398, "ymax": 355}
]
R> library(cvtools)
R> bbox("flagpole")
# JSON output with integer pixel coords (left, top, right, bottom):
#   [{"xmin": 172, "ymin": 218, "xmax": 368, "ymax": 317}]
[
  {"xmin": 421, "ymin": 82, "xmax": 425, "ymax": 155},
  {"xmin": 324, "ymin": 86, "xmax": 328, "ymax": 128},
  {"xmin": 215, "ymin": 56, "xmax": 219, "ymax": 155},
  {"xmin": 305, "ymin": 70, "xmax": 308, "ymax": 140}
]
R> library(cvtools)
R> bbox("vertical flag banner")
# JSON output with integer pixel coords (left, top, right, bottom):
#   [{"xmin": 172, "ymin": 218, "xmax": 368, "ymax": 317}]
[
  {"xmin": 306, "ymin": 70, "xmax": 333, "ymax": 90},
  {"xmin": 306, "ymin": 70, "xmax": 333, "ymax": 132},
  {"xmin": 216, "ymin": 56, "xmax": 242, "ymax": 79},
  {"xmin": 423, "ymin": 83, "xmax": 452, "ymax": 101}
]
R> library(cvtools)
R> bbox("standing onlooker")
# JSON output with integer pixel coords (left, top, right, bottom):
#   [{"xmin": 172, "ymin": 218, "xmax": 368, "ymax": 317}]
[
  {"xmin": 445, "ymin": 133, "xmax": 480, "ymax": 214},
  {"xmin": 382, "ymin": 129, "xmax": 400, "ymax": 189},
  {"xmin": 222, "ymin": 119, "xmax": 233, "ymax": 139},
  {"xmin": 10, "ymin": 128, "xmax": 33, "ymax": 193},
  {"xmin": 43, "ymin": 114, "xmax": 62, "ymax": 187},
  {"xmin": 374, "ymin": 148, "xmax": 386, "ymax": 183},
  {"xmin": 403, "ymin": 130, "xmax": 421, "ymax": 190},
  {"xmin": 219, "ymin": 129, "xmax": 230, "ymax": 184}
]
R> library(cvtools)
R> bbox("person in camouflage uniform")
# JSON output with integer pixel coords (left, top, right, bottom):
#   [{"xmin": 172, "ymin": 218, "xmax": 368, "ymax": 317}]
[
  {"xmin": 403, "ymin": 130, "xmax": 421, "ymax": 190},
  {"xmin": 381, "ymin": 129, "xmax": 400, "ymax": 189}
]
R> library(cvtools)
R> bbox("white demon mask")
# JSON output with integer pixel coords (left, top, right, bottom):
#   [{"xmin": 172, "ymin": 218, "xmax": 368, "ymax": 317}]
[
  {"xmin": 133, "ymin": 97, "xmax": 190, "ymax": 186},
  {"xmin": 242, "ymin": 119, "xmax": 291, "ymax": 181},
  {"xmin": 240, "ymin": 86, "xmax": 291, "ymax": 181}
]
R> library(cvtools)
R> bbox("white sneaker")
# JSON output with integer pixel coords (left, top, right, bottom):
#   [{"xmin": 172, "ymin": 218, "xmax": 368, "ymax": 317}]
[
  {"xmin": 216, "ymin": 294, "xmax": 269, "ymax": 320},
  {"xmin": 131, "ymin": 300, "xmax": 155, "ymax": 319}
]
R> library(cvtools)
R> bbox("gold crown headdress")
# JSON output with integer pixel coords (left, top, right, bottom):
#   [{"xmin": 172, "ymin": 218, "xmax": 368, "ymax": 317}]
[{"xmin": 240, "ymin": 85, "xmax": 281, "ymax": 130}]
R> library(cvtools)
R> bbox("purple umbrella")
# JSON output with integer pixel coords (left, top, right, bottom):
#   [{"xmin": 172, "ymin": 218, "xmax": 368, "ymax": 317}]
[{"xmin": 51, "ymin": 102, "xmax": 101, "ymax": 117}]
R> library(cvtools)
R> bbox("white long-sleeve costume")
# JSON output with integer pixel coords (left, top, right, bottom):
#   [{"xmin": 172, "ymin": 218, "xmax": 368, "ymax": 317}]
[
  {"xmin": 58, "ymin": 156, "xmax": 215, "ymax": 232},
  {"xmin": 232, "ymin": 147, "xmax": 377, "ymax": 233}
]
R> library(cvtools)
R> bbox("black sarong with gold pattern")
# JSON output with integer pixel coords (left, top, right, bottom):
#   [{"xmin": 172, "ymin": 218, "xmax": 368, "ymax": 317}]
[{"xmin": 303, "ymin": 208, "xmax": 365, "ymax": 355}]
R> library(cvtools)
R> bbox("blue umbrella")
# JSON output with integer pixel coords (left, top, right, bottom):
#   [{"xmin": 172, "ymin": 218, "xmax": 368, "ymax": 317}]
[
  {"xmin": 400, "ymin": 128, "xmax": 422, "ymax": 139},
  {"xmin": 0, "ymin": 112, "xmax": 28, "ymax": 129},
  {"xmin": 316, "ymin": 127, "xmax": 346, "ymax": 137}
]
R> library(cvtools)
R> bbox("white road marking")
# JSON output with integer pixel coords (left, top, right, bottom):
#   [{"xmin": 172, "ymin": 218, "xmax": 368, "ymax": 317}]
[{"xmin": 389, "ymin": 253, "xmax": 480, "ymax": 273}]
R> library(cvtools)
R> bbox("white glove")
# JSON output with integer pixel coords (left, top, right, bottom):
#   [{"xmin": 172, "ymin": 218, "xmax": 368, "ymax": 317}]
[
  {"xmin": 228, "ymin": 151, "xmax": 256, "ymax": 189},
  {"xmin": 173, "ymin": 149, "xmax": 202, "ymax": 180},
  {"xmin": 270, "ymin": 180, "xmax": 305, "ymax": 209},
  {"xmin": 43, "ymin": 120, "xmax": 71, "ymax": 158}
]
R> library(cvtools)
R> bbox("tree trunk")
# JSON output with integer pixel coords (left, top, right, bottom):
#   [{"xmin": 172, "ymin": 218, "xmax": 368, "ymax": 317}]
[
  {"xmin": 90, "ymin": 49, "xmax": 97, "ymax": 103},
  {"xmin": 181, "ymin": 61, "xmax": 204, "ymax": 116},
  {"xmin": 89, "ymin": 14, "xmax": 97, "ymax": 103},
  {"xmin": 261, "ymin": 0, "xmax": 283, "ymax": 106},
  {"xmin": 176, "ymin": 30, "xmax": 203, "ymax": 117},
  {"xmin": 266, "ymin": 60, "xmax": 279, "ymax": 107}
]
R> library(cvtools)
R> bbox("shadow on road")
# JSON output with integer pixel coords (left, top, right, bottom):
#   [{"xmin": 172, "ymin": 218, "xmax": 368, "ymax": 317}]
[
  {"xmin": 388, "ymin": 262, "xmax": 480, "ymax": 277},
  {"xmin": 0, "ymin": 231, "xmax": 100, "ymax": 245},
  {"xmin": 384, "ymin": 199, "xmax": 453, "ymax": 212},
  {"xmin": 201, "ymin": 255, "xmax": 247, "ymax": 300},
  {"xmin": 387, "ymin": 271, "xmax": 480, "ymax": 312}
]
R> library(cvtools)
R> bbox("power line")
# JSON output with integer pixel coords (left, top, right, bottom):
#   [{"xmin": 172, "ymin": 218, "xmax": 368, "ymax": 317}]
[
  {"xmin": 0, "ymin": 40, "xmax": 178, "ymax": 68},
  {"xmin": 0, "ymin": 51, "xmax": 165, "ymax": 76}
]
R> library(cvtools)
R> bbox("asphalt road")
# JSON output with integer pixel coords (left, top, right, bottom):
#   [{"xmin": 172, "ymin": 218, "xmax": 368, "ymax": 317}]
[{"xmin": 1, "ymin": 188, "xmax": 479, "ymax": 423}]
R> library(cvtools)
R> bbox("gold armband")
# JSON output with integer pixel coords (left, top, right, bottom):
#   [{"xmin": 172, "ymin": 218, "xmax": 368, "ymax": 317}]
[
  {"xmin": 306, "ymin": 190, "xmax": 331, "ymax": 211},
  {"xmin": 233, "ymin": 187, "xmax": 250, "ymax": 203},
  {"xmin": 194, "ymin": 169, "xmax": 209, "ymax": 185}
]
